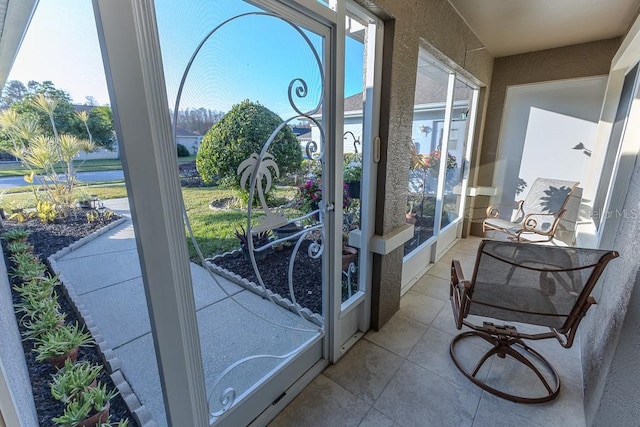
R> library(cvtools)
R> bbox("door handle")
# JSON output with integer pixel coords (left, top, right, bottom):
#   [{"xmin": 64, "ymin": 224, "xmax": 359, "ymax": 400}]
[{"xmin": 373, "ymin": 136, "xmax": 381, "ymax": 163}]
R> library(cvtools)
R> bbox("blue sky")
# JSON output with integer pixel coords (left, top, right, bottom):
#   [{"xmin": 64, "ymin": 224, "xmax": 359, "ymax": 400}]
[{"xmin": 9, "ymin": 0, "xmax": 364, "ymax": 120}]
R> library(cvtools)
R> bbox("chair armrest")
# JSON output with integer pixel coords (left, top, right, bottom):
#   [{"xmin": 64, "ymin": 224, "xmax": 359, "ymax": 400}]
[
  {"xmin": 521, "ymin": 208, "xmax": 566, "ymax": 233},
  {"xmin": 486, "ymin": 201, "xmax": 521, "ymax": 219},
  {"xmin": 450, "ymin": 260, "xmax": 471, "ymax": 330}
]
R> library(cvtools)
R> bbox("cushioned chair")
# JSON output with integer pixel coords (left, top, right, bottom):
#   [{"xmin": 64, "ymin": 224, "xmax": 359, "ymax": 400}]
[
  {"xmin": 483, "ymin": 178, "xmax": 579, "ymax": 242},
  {"xmin": 449, "ymin": 240, "xmax": 618, "ymax": 403}
]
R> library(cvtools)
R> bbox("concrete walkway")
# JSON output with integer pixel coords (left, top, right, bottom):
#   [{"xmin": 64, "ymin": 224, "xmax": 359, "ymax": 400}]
[{"xmin": 51, "ymin": 198, "xmax": 319, "ymax": 426}]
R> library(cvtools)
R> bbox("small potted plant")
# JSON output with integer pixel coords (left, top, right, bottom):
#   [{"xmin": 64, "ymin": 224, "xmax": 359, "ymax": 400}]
[
  {"xmin": 405, "ymin": 200, "xmax": 417, "ymax": 224},
  {"xmin": 33, "ymin": 322, "xmax": 94, "ymax": 368},
  {"xmin": 52, "ymin": 382, "xmax": 118, "ymax": 426},
  {"xmin": 51, "ymin": 359, "xmax": 103, "ymax": 403},
  {"xmin": 234, "ymin": 226, "xmax": 272, "ymax": 261},
  {"xmin": 20, "ymin": 299, "xmax": 66, "ymax": 340},
  {"xmin": 343, "ymin": 161, "xmax": 362, "ymax": 199},
  {"xmin": 341, "ymin": 232, "xmax": 357, "ymax": 271}
]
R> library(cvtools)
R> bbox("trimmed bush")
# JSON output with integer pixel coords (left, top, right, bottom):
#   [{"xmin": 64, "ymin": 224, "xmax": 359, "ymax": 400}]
[
  {"xmin": 176, "ymin": 143, "xmax": 190, "ymax": 157},
  {"xmin": 196, "ymin": 100, "xmax": 302, "ymax": 186}
]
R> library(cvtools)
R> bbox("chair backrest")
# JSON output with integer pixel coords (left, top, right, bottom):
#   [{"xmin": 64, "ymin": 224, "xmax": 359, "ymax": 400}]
[
  {"xmin": 520, "ymin": 178, "xmax": 578, "ymax": 217},
  {"xmin": 468, "ymin": 240, "xmax": 618, "ymax": 334}
]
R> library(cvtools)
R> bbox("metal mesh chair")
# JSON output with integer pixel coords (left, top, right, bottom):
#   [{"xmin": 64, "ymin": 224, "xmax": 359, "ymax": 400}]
[
  {"xmin": 483, "ymin": 178, "xmax": 579, "ymax": 242},
  {"xmin": 449, "ymin": 240, "xmax": 618, "ymax": 403}
]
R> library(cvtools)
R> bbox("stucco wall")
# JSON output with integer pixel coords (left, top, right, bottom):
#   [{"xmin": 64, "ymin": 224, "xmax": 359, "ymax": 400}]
[
  {"xmin": 583, "ymin": 146, "xmax": 640, "ymax": 425},
  {"xmin": 472, "ymin": 38, "xmax": 621, "ymax": 236},
  {"xmin": 593, "ymin": 270, "xmax": 640, "ymax": 426},
  {"xmin": 0, "ymin": 247, "xmax": 38, "ymax": 426},
  {"xmin": 357, "ymin": 0, "xmax": 493, "ymax": 328}
]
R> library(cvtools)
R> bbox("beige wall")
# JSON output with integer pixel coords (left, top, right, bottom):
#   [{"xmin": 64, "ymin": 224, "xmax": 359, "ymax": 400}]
[
  {"xmin": 470, "ymin": 38, "xmax": 622, "ymax": 235},
  {"xmin": 357, "ymin": 0, "xmax": 494, "ymax": 328}
]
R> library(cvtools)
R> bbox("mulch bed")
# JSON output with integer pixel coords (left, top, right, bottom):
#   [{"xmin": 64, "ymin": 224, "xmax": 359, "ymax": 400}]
[
  {"xmin": 2, "ymin": 210, "xmax": 135, "ymax": 426},
  {"xmin": 212, "ymin": 240, "xmax": 324, "ymax": 315}
]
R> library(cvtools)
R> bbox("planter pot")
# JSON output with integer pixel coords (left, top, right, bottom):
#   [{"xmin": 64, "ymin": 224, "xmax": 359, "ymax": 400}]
[
  {"xmin": 77, "ymin": 402, "xmax": 109, "ymax": 427},
  {"xmin": 346, "ymin": 181, "xmax": 360, "ymax": 199},
  {"xmin": 46, "ymin": 347, "xmax": 79, "ymax": 369},
  {"xmin": 342, "ymin": 246, "xmax": 358, "ymax": 271},
  {"xmin": 274, "ymin": 223, "xmax": 303, "ymax": 240},
  {"xmin": 405, "ymin": 213, "xmax": 417, "ymax": 225},
  {"xmin": 241, "ymin": 246, "xmax": 269, "ymax": 262}
]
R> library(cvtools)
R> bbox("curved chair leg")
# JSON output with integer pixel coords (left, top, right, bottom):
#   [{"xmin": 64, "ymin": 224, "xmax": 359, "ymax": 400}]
[{"xmin": 450, "ymin": 331, "xmax": 560, "ymax": 404}]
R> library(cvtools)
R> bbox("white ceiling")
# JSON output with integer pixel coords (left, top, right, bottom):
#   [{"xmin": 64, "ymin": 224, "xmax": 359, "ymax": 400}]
[{"xmin": 448, "ymin": 0, "xmax": 640, "ymax": 57}]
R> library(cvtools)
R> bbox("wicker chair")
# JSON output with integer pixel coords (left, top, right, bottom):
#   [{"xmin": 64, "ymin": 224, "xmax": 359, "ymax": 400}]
[
  {"xmin": 449, "ymin": 239, "xmax": 618, "ymax": 403},
  {"xmin": 483, "ymin": 178, "xmax": 579, "ymax": 242}
]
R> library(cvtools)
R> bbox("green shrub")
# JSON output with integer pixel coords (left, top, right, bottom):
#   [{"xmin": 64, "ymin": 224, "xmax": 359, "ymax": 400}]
[
  {"xmin": 196, "ymin": 100, "xmax": 302, "ymax": 187},
  {"xmin": 176, "ymin": 143, "xmax": 190, "ymax": 157}
]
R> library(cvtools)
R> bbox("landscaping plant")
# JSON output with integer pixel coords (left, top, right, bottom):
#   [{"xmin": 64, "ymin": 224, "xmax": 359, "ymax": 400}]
[
  {"xmin": 20, "ymin": 300, "xmax": 66, "ymax": 340},
  {"xmin": 52, "ymin": 383, "xmax": 118, "ymax": 427},
  {"xmin": 6, "ymin": 239, "xmax": 34, "ymax": 254},
  {"xmin": 10, "ymin": 252, "xmax": 47, "ymax": 280},
  {"xmin": 50, "ymin": 359, "xmax": 102, "ymax": 403},
  {"xmin": 0, "ymin": 92, "xmax": 96, "ymax": 214},
  {"xmin": 33, "ymin": 322, "xmax": 94, "ymax": 363},
  {"xmin": 3, "ymin": 226, "xmax": 30, "ymax": 241},
  {"xmin": 196, "ymin": 100, "xmax": 301, "ymax": 189}
]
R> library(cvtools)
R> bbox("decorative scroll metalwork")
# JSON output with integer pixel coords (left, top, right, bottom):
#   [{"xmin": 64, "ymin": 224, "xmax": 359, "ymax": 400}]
[
  {"xmin": 342, "ymin": 262, "xmax": 358, "ymax": 300},
  {"xmin": 172, "ymin": 10, "xmax": 327, "ymax": 424}
]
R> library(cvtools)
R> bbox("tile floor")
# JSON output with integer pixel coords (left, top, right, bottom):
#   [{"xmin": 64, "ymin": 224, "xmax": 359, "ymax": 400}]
[{"xmin": 270, "ymin": 237, "xmax": 586, "ymax": 427}]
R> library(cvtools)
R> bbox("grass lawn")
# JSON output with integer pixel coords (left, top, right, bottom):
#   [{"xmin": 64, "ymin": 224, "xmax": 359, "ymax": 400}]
[
  {"xmin": 0, "ymin": 155, "xmax": 196, "ymax": 177},
  {"xmin": 181, "ymin": 186, "xmax": 298, "ymax": 259},
  {"xmin": 3, "ymin": 182, "xmax": 299, "ymax": 260}
]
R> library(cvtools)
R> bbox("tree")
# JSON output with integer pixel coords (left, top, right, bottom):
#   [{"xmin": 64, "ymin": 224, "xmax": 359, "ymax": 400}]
[
  {"xmin": 196, "ymin": 100, "xmax": 301, "ymax": 187},
  {"xmin": 1, "ymin": 80, "xmax": 27, "ymax": 107},
  {"xmin": 11, "ymin": 81, "xmax": 79, "ymax": 138},
  {"xmin": 85, "ymin": 106, "xmax": 115, "ymax": 149},
  {"xmin": 0, "ymin": 81, "xmax": 115, "ymax": 149}
]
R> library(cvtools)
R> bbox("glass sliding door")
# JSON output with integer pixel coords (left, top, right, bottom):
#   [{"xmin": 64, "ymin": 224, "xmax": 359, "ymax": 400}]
[
  {"xmin": 440, "ymin": 78, "xmax": 473, "ymax": 229},
  {"xmin": 404, "ymin": 54, "xmax": 450, "ymax": 255},
  {"xmin": 402, "ymin": 49, "xmax": 479, "ymax": 292},
  {"xmin": 156, "ymin": 0, "xmax": 337, "ymax": 425},
  {"xmin": 335, "ymin": 4, "xmax": 382, "ymax": 358}
]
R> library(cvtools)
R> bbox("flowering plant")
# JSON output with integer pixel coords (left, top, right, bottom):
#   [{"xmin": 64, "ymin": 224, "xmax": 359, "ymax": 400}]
[
  {"xmin": 297, "ymin": 178, "xmax": 350, "ymax": 213},
  {"xmin": 415, "ymin": 150, "xmax": 457, "ymax": 175},
  {"xmin": 298, "ymin": 179, "xmax": 322, "ymax": 213}
]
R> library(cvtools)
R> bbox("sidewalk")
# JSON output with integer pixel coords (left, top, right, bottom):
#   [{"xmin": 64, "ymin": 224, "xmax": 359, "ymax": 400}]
[{"xmin": 50, "ymin": 198, "xmax": 319, "ymax": 426}]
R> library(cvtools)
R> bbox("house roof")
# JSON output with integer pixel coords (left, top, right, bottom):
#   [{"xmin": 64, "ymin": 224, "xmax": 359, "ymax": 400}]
[
  {"xmin": 342, "ymin": 67, "xmax": 472, "ymax": 114},
  {"xmin": 0, "ymin": 0, "xmax": 38, "ymax": 88}
]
